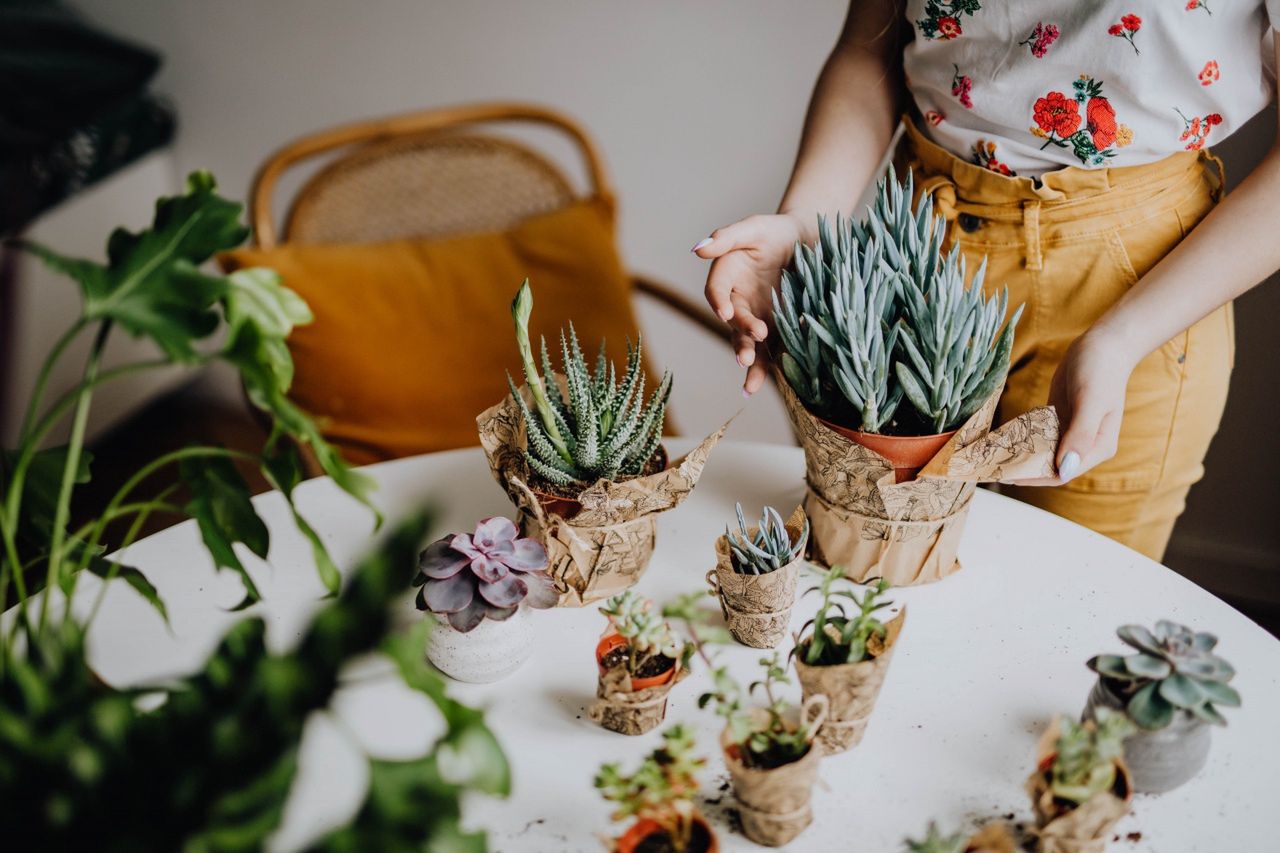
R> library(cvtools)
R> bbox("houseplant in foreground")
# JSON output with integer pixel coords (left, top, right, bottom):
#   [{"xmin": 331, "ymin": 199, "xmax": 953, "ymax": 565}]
[
  {"xmin": 1084, "ymin": 619, "xmax": 1240, "ymax": 792},
  {"xmin": 707, "ymin": 503, "xmax": 808, "ymax": 648},
  {"xmin": 904, "ymin": 821, "xmax": 1016, "ymax": 853},
  {"xmin": 413, "ymin": 516, "xmax": 558, "ymax": 683},
  {"xmin": 595, "ymin": 724, "xmax": 719, "ymax": 853},
  {"xmin": 1026, "ymin": 712, "xmax": 1133, "ymax": 853},
  {"xmin": 478, "ymin": 280, "xmax": 726, "ymax": 606},
  {"xmin": 700, "ymin": 654, "xmax": 827, "ymax": 847},
  {"xmin": 771, "ymin": 168, "xmax": 1054, "ymax": 586},
  {"xmin": 792, "ymin": 571, "xmax": 905, "ymax": 753},
  {"xmin": 591, "ymin": 590, "xmax": 693, "ymax": 735}
]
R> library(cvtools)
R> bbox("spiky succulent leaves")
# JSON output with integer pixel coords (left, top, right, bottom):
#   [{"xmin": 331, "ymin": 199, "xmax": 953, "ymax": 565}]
[
  {"xmin": 1048, "ymin": 710, "xmax": 1133, "ymax": 808},
  {"xmin": 1087, "ymin": 620, "xmax": 1241, "ymax": 730},
  {"xmin": 862, "ymin": 165, "xmax": 948, "ymax": 296},
  {"xmin": 904, "ymin": 822, "xmax": 969, "ymax": 853},
  {"xmin": 726, "ymin": 503, "xmax": 807, "ymax": 576},
  {"xmin": 510, "ymin": 280, "xmax": 573, "ymax": 466}
]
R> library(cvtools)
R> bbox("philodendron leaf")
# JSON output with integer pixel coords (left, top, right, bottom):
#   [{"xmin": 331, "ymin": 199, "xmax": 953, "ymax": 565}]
[
  {"xmin": 261, "ymin": 440, "xmax": 340, "ymax": 596},
  {"xmin": 180, "ymin": 455, "xmax": 269, "ymax": 607},
  {"xmin": 222, "ymin": 267, "xmax": 313, "ymax": 394},
  {"xmin": 1, "ymin": 447, "xmax": 92, "ymax": 569},
  {"xmin": 87, "ymin": 556, "xmax": 169, "ymax": 626}
]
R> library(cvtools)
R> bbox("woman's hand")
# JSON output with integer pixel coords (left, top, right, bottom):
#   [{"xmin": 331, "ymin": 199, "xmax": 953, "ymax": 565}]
[
  {"xmin": 694, "ymin": 213, "xmax": 807, "ymax": 396},
  {"xmin": 1009, "ymin": 327, "xmax": 1137, "ymax": 486}
]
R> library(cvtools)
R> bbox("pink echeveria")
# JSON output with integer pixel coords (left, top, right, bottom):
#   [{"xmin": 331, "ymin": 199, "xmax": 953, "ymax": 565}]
[{"xmin": 414, "ymin": 516, "xmax": 558, "ymax": 632}]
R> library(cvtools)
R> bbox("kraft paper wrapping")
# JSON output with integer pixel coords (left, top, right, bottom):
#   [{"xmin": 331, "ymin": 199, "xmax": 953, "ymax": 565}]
[
  {"xmin": 589, "ymin": 660, "xmax": 689, "ymax": 736},
  {"xmin": 721, "ymin": 697, "xmax": 828, "ymax": 848},
  {"xmin": 775, "ymin": 371, "xmax": 1059, "ymax": 586},
  {"xmin": 707, "ymin": 506, "xmax": 808, "ymax": 649},
  {"xmin": 966, "ymin": 823, "xmax": 1018, "ymax": 853},
  {"xmin": 478, "ymin": 385, "xmax": 728, "ymax": 607},
  {"xmin": 1025, "ymin": 718, "xmax": 1133, "ymax": 853},
  {"xmin": 793, "ymin": 606, "xmax": 907, "ymax": 754}
]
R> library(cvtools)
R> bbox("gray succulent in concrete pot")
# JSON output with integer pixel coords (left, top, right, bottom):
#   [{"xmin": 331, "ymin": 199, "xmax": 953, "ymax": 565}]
[{"xmin": 1083, "ymin": 620, "xmax": 1241, "ymax": 793}]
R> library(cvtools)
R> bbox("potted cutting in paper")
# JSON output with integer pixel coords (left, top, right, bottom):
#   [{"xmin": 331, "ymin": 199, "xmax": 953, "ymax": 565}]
[
  {"xmin": 413, "ymin": 516, "xmax": 558, "ymax": 683},
  {"xmin": 590, "ymin": 590, "xmax": 694, "ymax": 735},
  {"xmin": 595, "ymin": 724, "xmax": 719, "ymax": 853},
  {"xmin": 904, "ymin": 821, "xmax": 1017, "ymax": 853},
  {"xmin": 708, "ymin": 503, "xmax": 808, "ymax": 648},
  {"xmin": 1084, "ymin": 619, "xmax": 1240, "ymax": 792}
]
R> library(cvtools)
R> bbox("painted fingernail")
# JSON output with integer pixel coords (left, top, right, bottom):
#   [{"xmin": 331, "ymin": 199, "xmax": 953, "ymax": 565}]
[
  {"xmin": 718, "ymin": 306, "xmax": 733, "ymax": 321},
  {"xmin": 742, "ymin": 388, "xmax": 753, "ymax": 398},
  {"xmin": 691, "ymin": 237, "xmax": 713, "ymax": 253},
  {"xmin": 736, "ymin": 354, "xmax": 746, "ymax": 367},
  {"xmin": 1058, "ymin": 451, "xmax": 1081, "ymax": 481}
]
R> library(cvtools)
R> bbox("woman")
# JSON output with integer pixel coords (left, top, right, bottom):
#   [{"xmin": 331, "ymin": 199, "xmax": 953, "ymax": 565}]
[{"xmin": 695, "ymin": 1, "xmax": 1280, "ymax": 561}]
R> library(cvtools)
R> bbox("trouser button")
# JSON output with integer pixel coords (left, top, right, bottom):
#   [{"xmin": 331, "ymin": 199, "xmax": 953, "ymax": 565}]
[{"xmin": 958, "ymin": 213, "xmax": 981, "ymax": 233}]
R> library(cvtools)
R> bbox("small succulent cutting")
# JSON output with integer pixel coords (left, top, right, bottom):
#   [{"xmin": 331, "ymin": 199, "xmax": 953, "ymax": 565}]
[
  {"xmin": 509, "ymin": 280, "xmax": 671, "ymax": 489},
  {"xmin": 698, "ymin": 653, "xmax": 816, "ymax": 769},
  {"xmin": 796, "ymin": 570, "xmax": 893, "ymax": 666},
  {"xmin": 600, "ymin": 590, "xmax": 691, "ymax": 677},
  {"xmin": 595, "ymin": 724, "xmax": 707, "ymax": 853},
  {"xmin": 1046, "ymin": 710, "xmax": 1133, "ymax": 808},
  {"xmin": 726, "ymin": 503, "xmax": 808, "ymax": 575},
  {"xmin": 904, "ymin": 822, "xmax": 968, "ymax": 853},
  {"xmin": 1087, "ymin": 620, "xmax": 1241, "ymax": 729},
  {"xmin": 414, "ymin": 516, "xmax": 558, "ymax": 632}
]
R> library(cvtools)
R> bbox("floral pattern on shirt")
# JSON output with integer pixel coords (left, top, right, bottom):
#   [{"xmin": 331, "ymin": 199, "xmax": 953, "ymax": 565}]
[
  {"xmin": 1199, "ymin": 60, "xmax": 1220, "ymax": 86},
  {"xmin": 1175, "ymin": 108, "xmax": 1222, "ymax": 149},
  {"xmin": 952, "ymin": 65, "xmax": 974, "ymax": 108},
  {"xmin": 1108, "ymin": 14, "xmax": 1142, "ymax": 54},
  {"xmin": 972, "ymin": 140, "xmax": 1016, "ymax": 175},
  {"xmin": 917, "ymin": 0, "xmax": 982, "ymax": 40},
  {"xmin": 1020, "ymin": 22, "xmax": 1061, "ymax": 58},
  {"xmin": 1186, "ymin": 0, "xmax": 1212, "ymax": 14},
  {"xmin": 1030, "ymin": 75, "xmax": 1133, "ymax": 166}
]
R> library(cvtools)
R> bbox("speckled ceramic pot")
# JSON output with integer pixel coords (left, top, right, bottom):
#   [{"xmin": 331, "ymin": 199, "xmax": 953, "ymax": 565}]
[
  {"xmin": 426, "ymin": 607, "xmax": 535, "ymax": 683},
  {"xmin": 1083, "ymin": 678, "xmax": 1211, "ymax": 793}
]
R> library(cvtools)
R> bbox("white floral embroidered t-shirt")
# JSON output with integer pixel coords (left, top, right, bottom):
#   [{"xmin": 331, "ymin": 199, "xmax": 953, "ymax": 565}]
[{"xmin": 904, "ymin": 1, "xmax": 1280, "ymax": 176}]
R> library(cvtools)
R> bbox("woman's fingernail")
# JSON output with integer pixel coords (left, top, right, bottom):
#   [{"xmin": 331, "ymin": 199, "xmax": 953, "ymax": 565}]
[
  {"xmin": 1058, "ymin": 451, "xmax": 1081, "ymax": 481},
  {"xmin": 736, "ymin": 354, "xmax": 746, "ymax": 367},
  {"xmin": 718, "ymin": 306, "xmax": 733, "ymax": 321},
  {"xmin": 691, "ymin": 237, "xmax": 713, "ymax": 253},
  {"xmin": 742, "ymin": 388, "xmax": 753, "ymax": 399}
]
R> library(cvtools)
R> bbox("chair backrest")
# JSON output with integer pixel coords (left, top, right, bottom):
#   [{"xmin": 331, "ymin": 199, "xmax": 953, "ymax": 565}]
[{"xmin": 249, "ymin": 102, "xmax": 614, "ymax": 249}]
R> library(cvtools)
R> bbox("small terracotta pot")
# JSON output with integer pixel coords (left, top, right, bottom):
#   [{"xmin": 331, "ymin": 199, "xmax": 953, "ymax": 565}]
[
  {"xmin": 529, "ymin": 446, "xmax": 670, "ymax": 520},
  {"xmin": 596, "ymin": 633, "xmax": 675, "ymax": 691},
  {"xmin": 615, "ymin": 815, "xmax": 719, "ymax": 853},
  {"xmin": 818, "ymin": 419, "xmax": 957, "ymax": 484}
]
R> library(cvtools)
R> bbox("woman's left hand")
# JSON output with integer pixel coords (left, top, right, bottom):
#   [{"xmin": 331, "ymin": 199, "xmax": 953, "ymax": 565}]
[{"xmin": 1005, "ymin": 327, "xmax": 1136, "ymax": 486}]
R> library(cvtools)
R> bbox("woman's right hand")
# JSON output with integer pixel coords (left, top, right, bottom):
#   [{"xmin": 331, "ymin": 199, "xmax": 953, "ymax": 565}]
[{"xmin": 694, "ymin": 213, "xmax": 807, "ymax": 396}]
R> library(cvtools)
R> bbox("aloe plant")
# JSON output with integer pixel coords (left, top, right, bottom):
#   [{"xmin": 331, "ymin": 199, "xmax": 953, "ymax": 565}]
[
  {"xmin": 509, "ymin": 280, "xmax": 670, "ymax": 489},
  {"xmin": 1047, "ymin": 710, "xmax": 1133, "ymax": 807},
  {"xmin": 1088, "ymin": 620, "xmax": 1241, "ymax": 729},
  {"xmin": 726, "ymin": 503, "xmax": 808, "ymax": 575},
  {"xmin": 796, "ymin": 569, "xmax": 892, "ymax": 666}
]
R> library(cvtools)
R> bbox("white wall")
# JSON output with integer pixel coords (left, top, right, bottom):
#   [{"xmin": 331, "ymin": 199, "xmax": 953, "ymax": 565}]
[{"xmin": 67, "ymin": 0, "xmax": 1280, "ymax": 608}]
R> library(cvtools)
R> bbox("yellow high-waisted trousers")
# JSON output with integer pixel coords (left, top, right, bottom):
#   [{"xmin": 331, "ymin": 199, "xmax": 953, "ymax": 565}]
[{"xmin": 901, "ymin": 118, "xmax": 1233, "ymax": 561}]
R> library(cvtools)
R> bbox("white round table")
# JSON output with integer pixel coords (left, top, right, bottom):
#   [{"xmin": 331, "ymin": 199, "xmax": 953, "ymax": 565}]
[{"xmin": 81, "ymin": 439, "xmax": 1280, "ymax": 851}]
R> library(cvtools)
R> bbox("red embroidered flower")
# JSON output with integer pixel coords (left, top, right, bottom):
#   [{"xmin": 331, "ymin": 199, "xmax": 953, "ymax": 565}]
[
  {"xmin": 951, "ymin": 65, "xmax": 974, "ymax": 109},
  {"xmin": 1033, "ymin": 91, "xmax": 1082, "ymax": 138},
  {"xmin": 1109, "ymin": 15, "xmax": 1141, "ymax": 53},
  {"xmin": 1086, "ymin": 97, "xmax": 1117, "ymax": 149},
  {"xmin": 1021, "ymin": 21, "xmax": 1061, "ymax": 58},
  {"xmin": 1199, "ymin": 60, "xmax": 1220, "ymax": 86},
  {"xmin": 1186, "ymin": 0, "xmax": 1212, "ymax": 12},
  {"xmin": 1206, "ymin": 113, "xmax": 1223, "ymax": 126},
  {"xmin": 925, "ymin": 109, "xmax": 945, "ymax": 126},
  {"xmin": 1175, "ymin": 107, "xmax": 1221, "ymax": 150},
  {"xmin": 1108, "ymin": 24, "xmax": 1123, "ymax": 35},
  {"xmin": 1121, "ymin": 14, "xmax": 1142, "ymax": 31},
  {"xmin": 937, "ymin": 16, "xmax": 962, "ymax": 39}
]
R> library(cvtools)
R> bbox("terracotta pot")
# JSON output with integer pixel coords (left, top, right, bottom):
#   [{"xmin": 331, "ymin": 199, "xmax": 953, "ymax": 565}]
[
  {"xmin": 615, "ymin": 815, "xmax": 719, "ymax": 853},
  {"xmin": 818, "ymin": 418, "xmax": 957, "ymax": 483},
  {"xmin": 596, "ymin": 633, "xmax": 675, "ymax": 691},
  {"xmin": 529, "ymin": 446, "xmax": 670, "ymax": 520}
]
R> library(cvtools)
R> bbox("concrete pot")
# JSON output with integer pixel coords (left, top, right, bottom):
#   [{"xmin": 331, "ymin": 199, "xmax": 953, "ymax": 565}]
[
  {"xmin": 426, "ymin": 607, "xmax": 535, "ymax": 683},
  {"xmin": 1082, "ymin": 678, "xmax": 1211, "ymax": 793}
]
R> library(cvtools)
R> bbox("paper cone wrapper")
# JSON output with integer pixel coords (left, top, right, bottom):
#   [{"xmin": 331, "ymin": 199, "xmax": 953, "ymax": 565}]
[
  {"xmin": 478, "ymin": 385, "xmax": 728, "ymax": 606},
  {"xmin": 775, "ymin": 370, "xmax": 1058, "ymax": 585},
  {"xmin": 708, "ymin": 506, "xmax": 808, "ymax": 648},
  {"xmin": 966, "ymin": 823, "xmax": 1018, "ymax": 853},
  {"xmin": 721, "ymin": 698, "xmax": 827, "ymax": 847},
  {"xmin": 589, "ymin": 660, "xmax": 689, "ymax": 736},
  {"xmin": 794, "ymin": 606, "xmax": 906, "ymax": 753},
  {"xmin": 1025, "ymin": 719, "xmax": 1133, "ymax": 853}
]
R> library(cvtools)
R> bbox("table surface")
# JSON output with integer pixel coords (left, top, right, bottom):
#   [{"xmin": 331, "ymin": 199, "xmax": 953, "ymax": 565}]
[{"xmin": 79, "ymin": 439, "xmax": 1280, "ymax": 852}]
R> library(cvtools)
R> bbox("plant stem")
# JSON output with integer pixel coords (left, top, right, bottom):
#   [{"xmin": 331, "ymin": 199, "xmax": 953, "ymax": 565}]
[
  {"xmin": 83, "ymin": 492, "xmax": 179, "ymax": 629},
  {"xmin": 28, "ymin": 359, "xmax": 175, "ymax": 448},
  {"xmin": 17, "ymin": 318, "xmax": 87, "ymax": 443}
]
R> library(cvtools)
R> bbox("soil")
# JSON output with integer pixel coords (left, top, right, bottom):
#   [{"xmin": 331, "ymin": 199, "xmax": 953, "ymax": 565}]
[
  {"xmin": 728, "ymin": 740, "xmax": 811, "ymax": 771},
  {"xmin": 633, "ymin": 820, "xmax": 714, "ymax": 853},
  {"xmin": 600, "ymin": 645, "xmax": 674, "ymax": 679},
  {"xmin": 529, "ymin": 445, "xmax": 668, "ymax": 499}
]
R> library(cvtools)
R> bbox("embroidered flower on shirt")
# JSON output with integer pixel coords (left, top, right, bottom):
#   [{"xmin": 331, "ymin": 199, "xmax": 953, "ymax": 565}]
[
  {"xmin": 1186, "ymin": 0, "xmax": 1212, "ymax": 14},
  {"xmin": 1019, "ymin": 22, "xmax": 1061, "ymax": 58},
  {"xmin": 1175, "ymin": 108, "xmax": 1223, "ymax": 150},
  {"xmin": 925, "ymin": 109, "xmax": 946, "ymax": 126},
  {"xmin": 1199, "ymin": 60, "xmax": 1220, "ymax": 86},
  {"xmin": 916, "ymin": 0, "xmax": 981, "ymax": 41},
  {"xmin": 1108, "ymin": 14, "xmax": 1142, "ymax": 55},
  {"xmin": 951, "ymin": 65, "xmax": 974, "ymax": 108},
  {"xmin": 971, "ymin": 140, "xmax": 1016, "ymax": 176},
  {"xmin": 1031, "ymin": 76, "xmax": 1124, "ymax": 166}
]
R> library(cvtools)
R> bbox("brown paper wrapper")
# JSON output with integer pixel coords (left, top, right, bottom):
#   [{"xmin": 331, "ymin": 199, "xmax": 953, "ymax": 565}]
[
  {"xmin": 707, "ymin": 506, "xmax": 808, "ymax": 649},
  {"xmin": 589, "ymin": 660, "xmax": 689, "ymax": 736},
  {"xmin": 1025, "ymin": 718, "xmax": 1133, "ymax": 853},
  {"xmin": 966, "ymin": 823, "xmax": 1018, "ymax": 853},
  {"xmin": 721, "ymin": 697, "xmax": 828, "ymax": 847},
  {"xmin": 775, "ymin": 369, "xmax": 1058, "ymax": 586},
  {"xmin": 794, "ymin": 606, "xmax": 906, "ymax": 754},
  {"xmin": 478, "ymin": 384, "xmax": 728, "ymax": 606}
]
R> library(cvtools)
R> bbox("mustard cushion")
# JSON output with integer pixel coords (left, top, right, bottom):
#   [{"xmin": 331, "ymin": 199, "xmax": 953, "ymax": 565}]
[{"xmin": 220, "ymin": 196, "xmax": 644, "ymax": 466}]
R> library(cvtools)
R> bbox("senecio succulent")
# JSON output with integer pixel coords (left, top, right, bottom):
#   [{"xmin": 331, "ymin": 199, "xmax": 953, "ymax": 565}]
[
  {"xmin": 509, "ymin": 280, "xmax": 671, "ymax": 489},
  {"xmin": 414, "ymin": 517, "xmax": 558, "ymax": 631},
  {"xmin": 1048, "ymin": 710, "xmax": 1133, "ymax": 807},
  {"xmin": 773, "ymin": 167, "xmax": 1022, "ymax": 435},
  {"xmin": 601, "ymin": 590, "xmax": 687, "ymax": 676},
  {"xmin": 726, "ymin": 503, "xmax": 808, "ymax": 575},
  {"xmin": 1088, "ymin": 620, "xmax": 1241, "ymax": 729}
]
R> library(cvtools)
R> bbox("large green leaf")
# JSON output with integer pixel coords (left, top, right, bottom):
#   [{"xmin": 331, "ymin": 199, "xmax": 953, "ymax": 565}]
[
  {"xmin": 180, "ymin": 455, "xmax": 269, "ymax": 608},
  {"xmin": 86, "ymin": 556, "xmax": 168, "ymax": 626},
  {"xmin": 261, "ymin": 440, "xmax": 340, "ymax": 596}
]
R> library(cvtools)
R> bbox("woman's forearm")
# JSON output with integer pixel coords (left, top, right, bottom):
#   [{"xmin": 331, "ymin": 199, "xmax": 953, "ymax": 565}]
[
  {"xmin": 778, "ymin": 0, "xmax": 904, "ymax": 240},
  {"xmin": 1091, "ymin": 138, "xmax": 1280, "ymax": 365}
]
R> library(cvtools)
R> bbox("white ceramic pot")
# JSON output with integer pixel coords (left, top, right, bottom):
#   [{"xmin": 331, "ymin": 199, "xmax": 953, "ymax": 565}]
[{"xmin": 426, "ymin": 607, "xmax": 535, "ymax": 683}]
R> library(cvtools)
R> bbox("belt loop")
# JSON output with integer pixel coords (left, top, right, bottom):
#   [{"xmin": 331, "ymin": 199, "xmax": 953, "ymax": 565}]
[
  {"xmin": 1201, "ymin": 150, "xmax": 1227, "ymax": 201},
  {"xmin": 1022, "ymin": 200, "xmax": 1042, "ymax": 271}
]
